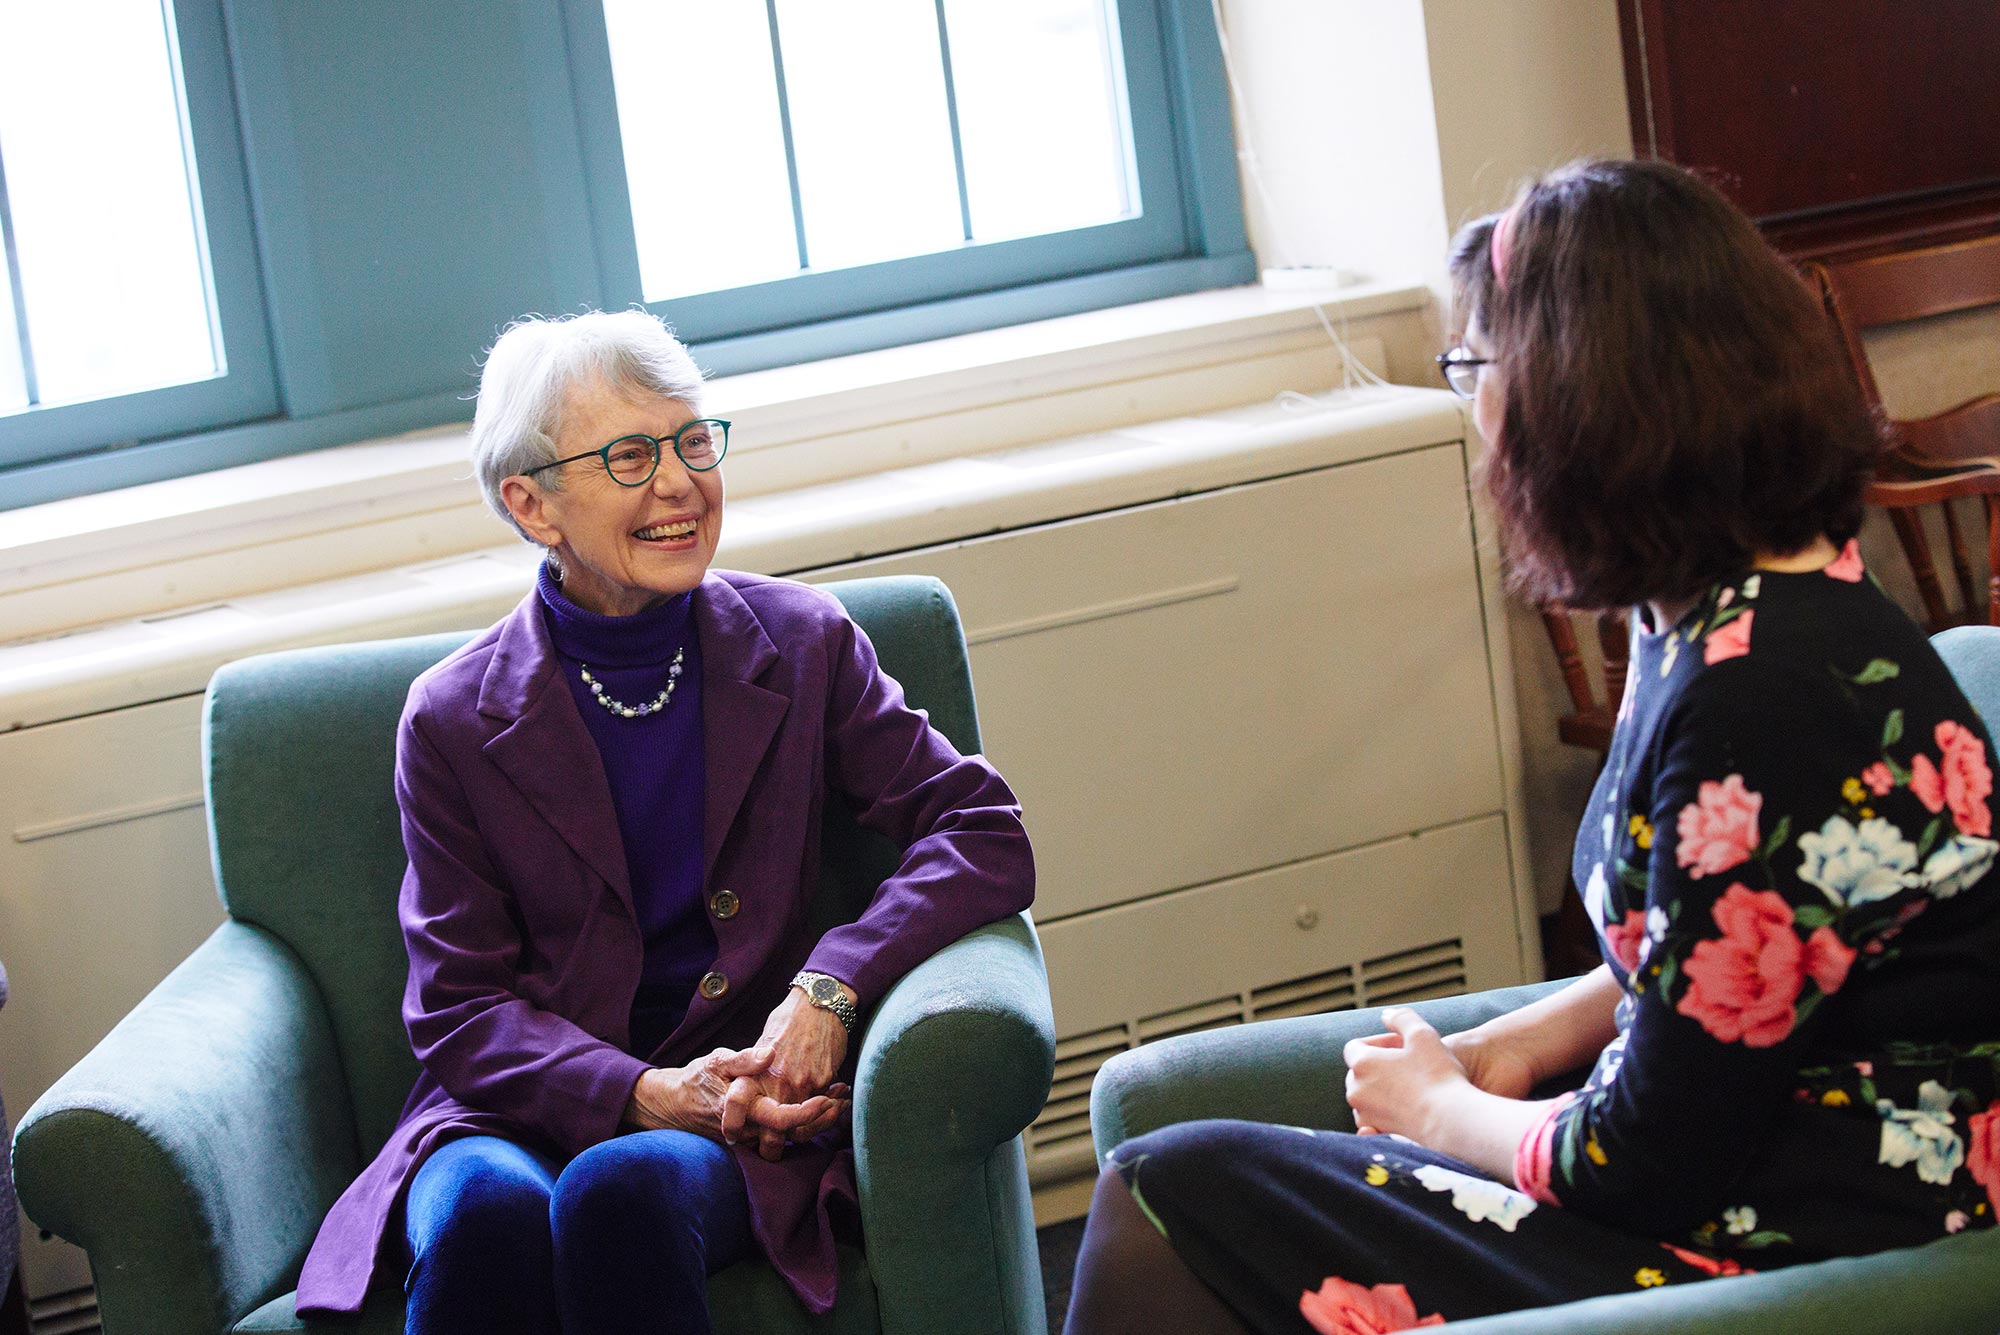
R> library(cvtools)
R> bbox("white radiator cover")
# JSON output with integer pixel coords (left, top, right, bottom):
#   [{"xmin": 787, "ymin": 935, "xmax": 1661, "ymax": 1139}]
[{"xmin": 0, "ymin": 385, "xmax": 1537, "ymax": 1301}]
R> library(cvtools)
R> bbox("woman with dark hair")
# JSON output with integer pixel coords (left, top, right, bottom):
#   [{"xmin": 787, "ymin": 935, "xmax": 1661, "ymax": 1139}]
[{"xmin": 1062, "ymin": 159, "xmax": 2000, "ymax": 1333}]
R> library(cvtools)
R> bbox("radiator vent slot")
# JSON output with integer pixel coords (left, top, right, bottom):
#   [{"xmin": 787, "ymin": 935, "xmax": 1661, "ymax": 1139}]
[
  {"xmin": 1026, "ymin": 1024, "xmax": 1128, "ymax": 1180},
  {"xmin": 1135, "ymin": 993, "xmax": 1244, "ymax": 1043},
  {"xmin": 1361, "ymin": 938, "xmax": 1467, "ymax": 1005},
  {"xmin": 30, "ymin": 1285, "xmax": 100, "ymax": 1335},
  {"xmin": 1250, "ymin": 966, "xmax": 1357, "ymax": 1021}
]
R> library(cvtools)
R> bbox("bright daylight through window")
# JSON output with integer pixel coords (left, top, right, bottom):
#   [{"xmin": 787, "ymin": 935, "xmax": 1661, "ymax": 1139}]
[
  {"xmin": 0, "ymin": 0, "xmax": 221, "ymax": 416},
  {"xmin": 602, "ymin": 0, "xmax": 1139, "ymax": 302}
]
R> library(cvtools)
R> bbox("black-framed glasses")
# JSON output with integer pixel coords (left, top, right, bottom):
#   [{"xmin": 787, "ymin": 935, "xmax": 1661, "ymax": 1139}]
[
  {"xmin": 1435, "ymin": 348, "xmax": 1491, "ymax": 400},
  {"xmin": 523, "ymin": 418, "xmax": 731, "ymax": 487}
]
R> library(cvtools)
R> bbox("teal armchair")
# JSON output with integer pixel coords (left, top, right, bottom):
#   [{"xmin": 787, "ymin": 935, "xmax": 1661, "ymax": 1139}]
[
  {"xmin": 15, "ymin": 576, "xmax": 1055, "ymax": 1335},
  {"xmin": 1089, "ymin": 625, "xmax": 2000, "ymax": 1334}
]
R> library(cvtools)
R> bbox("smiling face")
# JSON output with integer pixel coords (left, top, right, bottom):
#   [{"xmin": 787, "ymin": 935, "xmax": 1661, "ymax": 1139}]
[{"xmin": 500, "ymin": 379, "xmax": 724, "ymax": 616}]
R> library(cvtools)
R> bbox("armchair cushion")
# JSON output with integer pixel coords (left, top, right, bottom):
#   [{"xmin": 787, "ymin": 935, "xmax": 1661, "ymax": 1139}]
[
  {"xmin": 202, "ymin": 631, "xmax": 470, "ymax": 1160},
  {"xmin": 229, "ymin": 1247, "xmax": 878, "ymax": 1335}
]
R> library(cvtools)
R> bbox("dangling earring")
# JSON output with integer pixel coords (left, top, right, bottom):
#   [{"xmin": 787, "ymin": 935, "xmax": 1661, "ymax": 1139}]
[{"xmin": 546, "ymin": 547, "xmax": 565, "ymax": 582}]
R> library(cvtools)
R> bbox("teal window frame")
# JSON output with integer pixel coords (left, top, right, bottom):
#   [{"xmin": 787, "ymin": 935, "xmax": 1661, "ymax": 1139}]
[
  {"xmin": 562, "ymin": 0, "xmax": 1255, "ymax": 375},
  {"xmin": 0, "ymin": 0, "xmax": 1251, "ymax": 511}
]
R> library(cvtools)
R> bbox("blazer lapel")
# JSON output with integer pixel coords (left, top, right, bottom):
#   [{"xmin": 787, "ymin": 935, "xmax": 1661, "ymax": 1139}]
[
  {"xmin": 478, "ymin": 596, "xmax": 634, "ymax": 906},
  {"xmin": 696, "ymin": 575, "xmax": 792, "ymax": 881}
]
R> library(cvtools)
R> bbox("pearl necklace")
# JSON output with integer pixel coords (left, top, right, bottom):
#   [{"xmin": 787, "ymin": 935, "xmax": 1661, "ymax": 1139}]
[{"xmin": 579, "ymin": 648, "xmax": 684, "ymax": 718}]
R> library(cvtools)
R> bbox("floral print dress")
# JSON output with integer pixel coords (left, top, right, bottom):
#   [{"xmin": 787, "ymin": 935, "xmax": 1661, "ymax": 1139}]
[{"xmin": 1107, "ymin": 544, "xmax": 2000, "ymax": 1333}]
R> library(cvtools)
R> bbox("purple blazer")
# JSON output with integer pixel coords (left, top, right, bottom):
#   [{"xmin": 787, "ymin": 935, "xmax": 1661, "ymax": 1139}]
[{"xmin": 297, "ymin": 571, "xmax": 1034, "ymax": 1316}]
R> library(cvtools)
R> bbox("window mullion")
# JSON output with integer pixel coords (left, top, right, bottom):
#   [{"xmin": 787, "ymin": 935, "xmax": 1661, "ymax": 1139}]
[
  {"xmin": 932, "ymin": 0, "xmax": 973, "ymax": 243},
  {"xmin": 0, "ymin": 143, "xmax": 41, "ymax": 407},
  {"xmin": 157, "ymin": 0, "xmax": 225, "ymax": 375},
  {"xmin": 763, "ymin": 0, "xmax": 810, "ymax": 272}
]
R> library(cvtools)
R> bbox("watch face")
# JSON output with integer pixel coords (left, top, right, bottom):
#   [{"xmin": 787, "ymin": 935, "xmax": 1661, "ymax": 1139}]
[{"xmin": 810, "ymin": 976, "xmax": 839, "ymax": 1003}]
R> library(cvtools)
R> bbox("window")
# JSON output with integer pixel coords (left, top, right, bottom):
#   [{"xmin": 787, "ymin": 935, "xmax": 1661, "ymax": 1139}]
[
  {"xmin": 0, "ymin": 0, "xmax": 1247, "ymax": 508},
  {"xmin": 0, "ymin": 0, "xmax": 274, "ymax": 479},
  {"xmin": 566, "ymin": 0, "xmax": 1253, "ymax": 374},
  {"xmin": 604, "ymin": 0, "xmax": 1138, "ymax": 299}
]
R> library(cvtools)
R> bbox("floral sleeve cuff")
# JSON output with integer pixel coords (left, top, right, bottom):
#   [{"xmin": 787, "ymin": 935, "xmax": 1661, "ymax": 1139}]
[{"xmin": 1514, "ymin": 1092, "xmax": 1576, "ymax": 1206}]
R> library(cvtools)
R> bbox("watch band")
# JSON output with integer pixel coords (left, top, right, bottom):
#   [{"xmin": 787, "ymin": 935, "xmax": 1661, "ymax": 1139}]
[{"xmin": 790, "ymin": 970, "xmax": 859, "ymax": 1032}]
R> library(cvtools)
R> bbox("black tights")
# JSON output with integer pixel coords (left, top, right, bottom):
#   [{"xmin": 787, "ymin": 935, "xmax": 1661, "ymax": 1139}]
[{"xmin": 1062, "ymin": 1164, "xmax": 1250, "ymax": 1335}]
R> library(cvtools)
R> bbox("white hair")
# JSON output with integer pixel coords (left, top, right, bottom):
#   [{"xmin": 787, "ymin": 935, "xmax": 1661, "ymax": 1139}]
[{"xmin": 470, "ymin": 310, "xmax": 707, "ymax": 541}]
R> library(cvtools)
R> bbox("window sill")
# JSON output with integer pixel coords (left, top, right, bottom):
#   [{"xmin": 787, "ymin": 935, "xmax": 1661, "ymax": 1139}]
[{"xmin": 0, "ymin": 279, "xmax": 1432, "ymax": 643}]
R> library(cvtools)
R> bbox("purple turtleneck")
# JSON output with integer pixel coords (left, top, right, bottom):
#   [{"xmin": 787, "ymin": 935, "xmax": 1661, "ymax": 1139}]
[{"xmin": 536, "ymin": 561, "xmax": 712, "ymax": 1059}]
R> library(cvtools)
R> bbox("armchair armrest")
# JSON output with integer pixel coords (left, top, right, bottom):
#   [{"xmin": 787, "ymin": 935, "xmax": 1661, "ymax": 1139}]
[
  {"xmin": 852, "ymin": 912, "xmax": 1055, "ymax": 1335},
  {"xmin": 1448, "ymin": 1228, "xmax": 2000, "ymax": 1334},
  {"xmin": 14, "ymin": 921, "xmax": 360, "ymax": 1335},
  {"xmin": 1091, "ymin": 978, "xmax": 1572, "ymax": 1160}
]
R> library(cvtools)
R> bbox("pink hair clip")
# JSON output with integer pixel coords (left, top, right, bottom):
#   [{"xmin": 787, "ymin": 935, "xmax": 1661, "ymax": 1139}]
[{"xmin": 1490, "ymin": 200, "xmax": 1524, "ymax": 292}]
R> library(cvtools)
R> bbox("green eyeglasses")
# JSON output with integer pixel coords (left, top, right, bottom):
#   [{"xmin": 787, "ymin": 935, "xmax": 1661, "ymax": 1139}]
[{"xmin": 524, "ymin": 418, "xmax": 730, "ymax": 487}]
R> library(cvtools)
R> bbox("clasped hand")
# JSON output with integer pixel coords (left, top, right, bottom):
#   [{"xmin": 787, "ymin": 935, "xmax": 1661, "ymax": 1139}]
[
  {"xmin": 721, "ymin": 985, "xmax": 853, "ymax": 1161},
  {"xmin": 623, "ymin": 987, "xmax": 853, "ymax": 1160},
  {"xmin": 1343, "ymin": 1007, "xmax": 1537, "ymax": 1142}
]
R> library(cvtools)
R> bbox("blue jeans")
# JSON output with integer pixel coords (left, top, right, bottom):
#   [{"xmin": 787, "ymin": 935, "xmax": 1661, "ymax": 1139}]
[{"xmin": 403, "ymin": 1130, "xmax": 753, "ymax": 1335}]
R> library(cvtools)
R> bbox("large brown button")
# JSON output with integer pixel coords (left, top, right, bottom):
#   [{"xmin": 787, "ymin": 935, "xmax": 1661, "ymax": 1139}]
[
  {"xmin": 709, "ymin": 890, "xmax": 740, "ymax": 921},
  {"xmin": 698, "ymin": 971, "xmax": 729, "ymax": 1000}
]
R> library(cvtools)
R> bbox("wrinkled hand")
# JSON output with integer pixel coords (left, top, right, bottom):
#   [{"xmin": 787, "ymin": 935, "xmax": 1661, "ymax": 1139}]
[
  {"xmin": 1343, "ymin": 1008, "xmax": 1474, "ymax": 1144},
  {"xmin": 625, "ymin": 1046, "xmax": 841, "ymax": 1146},
  {"xmin": 722, "ymin": 986, "xmax": 854, "ymax": 1160}
]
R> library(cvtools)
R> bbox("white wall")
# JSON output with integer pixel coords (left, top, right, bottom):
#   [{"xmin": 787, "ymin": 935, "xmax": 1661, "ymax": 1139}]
[{"xmin": 1219, "ymin": 0, "xmax": 1636, "ymax": 917}]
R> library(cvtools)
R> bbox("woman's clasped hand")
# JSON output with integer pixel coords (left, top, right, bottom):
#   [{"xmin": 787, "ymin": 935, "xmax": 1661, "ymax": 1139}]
[
  {"xmin": 1346, "ymin": 1010, "xmax": 1496, "ymax": 1141},
  {"xmin": 622, "ymin": 1042, "xmax": 849, "ymax": 1156},
  {"xmin": 722, "ymin": 983, "xmax": 858, "ymax": 1159}
]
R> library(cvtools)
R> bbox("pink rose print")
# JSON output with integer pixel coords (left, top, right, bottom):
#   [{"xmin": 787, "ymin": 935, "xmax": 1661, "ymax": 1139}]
[
  {"xmin": 1802, "ymin": 926, "xmax": 1856, "ymax": 995},
  {"xmin": 1677, "ymin": 886, "xmax": 1807, "ymax": 1047},
  {"xmin": 1604, "ymin": 909, "xmax": 1648, "ymax": 973},
  {"xmin": 1823, "ymin": 538, "xmax": 1865, "ymax": 582},
  {"xmin": 1861, "ymin": 762, "xmax": 1895, "ymax": 797},
  {"xmin": 1936, "ymin": 720, "xmax": 1994, "ymax": 837},
  {"xmin": 1299, "ymin": 1277, "xmax": 1446, "ymax": 1333},
  {"xmin": 1675, "ymin": 774, "xmax": 1762, "ymax": 878},
  {"xmin": 1661, "ymin": 1244, "xmax": 1751, "ymax": 1277},
  {"xmin": 1909, "ymin": 753, "xmax": 1946, "ymax": 814},
  {"xmin": 1967, "ymin": 1101, "xmax": 2000, "ymax": 1214},
  {"xmin": 1703, "ymin": 609, "xmax": 1754, "ymax": 664}
]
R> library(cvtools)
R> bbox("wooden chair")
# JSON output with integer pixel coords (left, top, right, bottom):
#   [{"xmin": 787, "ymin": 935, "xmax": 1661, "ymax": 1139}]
[
  {"xmin": 1537, "ymin": 607, "xmax": 1630, "ymax": 975},
  {"xmin": 1803, "ymin": 231, "xmax": 2000, "ymax": 631},
  {"xmin": 1540, "ymin": 607, "xmax": 1630, "ymax": 755}
]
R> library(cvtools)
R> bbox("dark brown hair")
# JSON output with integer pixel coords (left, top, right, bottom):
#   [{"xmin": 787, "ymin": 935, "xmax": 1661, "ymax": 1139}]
[{"xmin": 1450, "ymin": 159, "xmax": 1880, "ymax": 611}]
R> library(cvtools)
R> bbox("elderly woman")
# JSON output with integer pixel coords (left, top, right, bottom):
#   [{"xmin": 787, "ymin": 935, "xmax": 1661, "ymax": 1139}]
[{"xmin": 295, "ymin": 310, "xmax": 1035, "ymax": 1334}]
